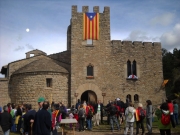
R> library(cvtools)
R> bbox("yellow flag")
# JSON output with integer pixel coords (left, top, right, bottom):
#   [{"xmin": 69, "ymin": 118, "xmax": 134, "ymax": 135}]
[{"xmin": 162, "ymin": 80, "xmax": 169, "ymax": 87}]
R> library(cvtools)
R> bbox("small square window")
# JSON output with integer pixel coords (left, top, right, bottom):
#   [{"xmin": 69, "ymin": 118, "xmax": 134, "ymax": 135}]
[
  {"xmin": 46, "ymin": 78, "xmax": 52, "ymax": 87},
  {"xmin": 87, "ymin": 39, "xmax": 93, "ymax": 45}
]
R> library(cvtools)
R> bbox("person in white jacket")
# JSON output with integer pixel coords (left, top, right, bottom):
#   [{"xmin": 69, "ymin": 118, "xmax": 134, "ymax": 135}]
[{"xmin": 124, "ymin": 102, "xmax": 136, "ymax": 135}]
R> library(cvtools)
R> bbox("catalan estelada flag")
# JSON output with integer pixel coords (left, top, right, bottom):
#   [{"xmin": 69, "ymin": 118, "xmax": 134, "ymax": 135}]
[
  {"xmin": 83, "ymin": 12, "xmax": 99, "ymax": 40},
  {"xmin": 162, "ymin": 79, "xmax": 169, "ymax": 87}
]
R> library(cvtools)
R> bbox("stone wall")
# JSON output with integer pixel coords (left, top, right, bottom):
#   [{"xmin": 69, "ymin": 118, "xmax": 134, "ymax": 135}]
[
  {"xmin": 0, "ymin": 78, "xmax": 10, "ymax": 107},
  {"xmin": 9, "ymin": 72, "xmax": 69, "ymax": 110},
  {"xmin": 48, "ymin": 50, "xmax": 71, "ymax": 65},
  {"xmin": 70, "ymin": 6, "xmax": 165, "ymax": 106}
]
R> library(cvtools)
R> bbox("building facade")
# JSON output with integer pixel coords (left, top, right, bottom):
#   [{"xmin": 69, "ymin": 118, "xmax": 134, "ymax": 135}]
[{"xmin": 0, "ymin": 6, "xmax": 165, "ymax": 109}]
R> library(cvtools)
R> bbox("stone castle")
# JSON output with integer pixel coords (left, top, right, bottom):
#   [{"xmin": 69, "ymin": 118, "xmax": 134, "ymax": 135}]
[{"xmin": 0, "ymin": 6, "xmax": 165, "ymax": 109}]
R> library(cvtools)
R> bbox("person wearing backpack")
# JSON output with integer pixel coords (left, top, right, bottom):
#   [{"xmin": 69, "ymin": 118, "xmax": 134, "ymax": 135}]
[
  {"xmin": 124, "ymin": 102, "xmax": 136, "ymax": 135},
  {"xmin": 107, "ymin": 102, "xmax": 120, "ymax": 132},
  {"xmin": 135, "ymin": 103, "xmax": 145, "ymax": 135},
  {"xmin": 86, "ymin": 103, "xmax": 94, "ymax": 130},
  {"xmin": 155, "ymin": 102, "xmax": 171, "ymax": 135},
  {"xmin": 78, "ymin": 104, "xmax": 86, "ymax": 132}
]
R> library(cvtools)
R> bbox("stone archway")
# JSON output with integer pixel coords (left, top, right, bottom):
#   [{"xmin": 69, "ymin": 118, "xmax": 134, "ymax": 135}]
[
  {"xmin": 74, "ymin": 83, "xmax": 103, "ymax": 105},
  {"xmin": 81, "ymin": 90, "xmax": 97, "ymax": 104}
]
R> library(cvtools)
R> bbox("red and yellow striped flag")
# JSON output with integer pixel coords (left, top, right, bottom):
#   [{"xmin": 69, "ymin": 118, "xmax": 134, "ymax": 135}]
[
  {"xmin": 83, "ymin": 12, "xmax": 99, "ymax": 40},
  {"xmin": 135, "ymin": 109, "xmax": 140, "ymax": 121}
]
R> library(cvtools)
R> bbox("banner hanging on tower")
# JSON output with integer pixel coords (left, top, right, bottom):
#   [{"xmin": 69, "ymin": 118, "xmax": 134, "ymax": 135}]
[{"xmin": 83, "ymin": 12, "xmax": 99, "ymax": 40}]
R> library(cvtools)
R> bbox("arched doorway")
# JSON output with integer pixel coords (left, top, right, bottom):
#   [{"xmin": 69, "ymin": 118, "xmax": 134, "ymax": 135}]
[{"xmin": 81, "ymin": 90, "xmax": 97, "ymax": 104}]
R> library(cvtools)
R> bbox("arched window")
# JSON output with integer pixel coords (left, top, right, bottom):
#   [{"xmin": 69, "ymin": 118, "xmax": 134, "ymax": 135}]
[
  {"xmin": 127, "ymin": 59, "xmax": 138, "ymax": 79},
  {"xmin": 134, "ymin": 94, "xmax": 139, "ymax": 102},
  {"xmin": 87, "ymin": 64, "xmax": 93, "ymax": 76},
  {"xmin": 126, "ymin": 94, "xmax": 131, "ymax": 102},
  {"xmin": 127, "ymin": 60, "xmax": 131, "ymax": 77},
  {"xmin": 132, "ymin": 60, "xmax": 137, "ymax": 76}
]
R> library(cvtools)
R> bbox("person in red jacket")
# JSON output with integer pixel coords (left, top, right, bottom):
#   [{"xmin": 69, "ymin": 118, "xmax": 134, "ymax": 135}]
[
  {"xmin": 7, "ymin": 103, "xmax": 11, "ymax": 113},
  {"xmin": 166, "ymin": 99, "xmax": 175, "ymax": 128},
  {"xmin": 86, "ymin": 103, "xmax": 94, "ymax": 130},
  {"xmin": 114, "ymin": 103, "xmax": 120, "ymax": 124}
]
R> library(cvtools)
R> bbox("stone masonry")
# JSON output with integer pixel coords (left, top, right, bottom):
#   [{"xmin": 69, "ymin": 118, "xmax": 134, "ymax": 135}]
[
  {"xmin": 0, "ymin": 6, "xmax": 165, "ymax": 108},
  {"xmin": 70, "ymin": 6, "xmax": 165, "ymax": 106}
]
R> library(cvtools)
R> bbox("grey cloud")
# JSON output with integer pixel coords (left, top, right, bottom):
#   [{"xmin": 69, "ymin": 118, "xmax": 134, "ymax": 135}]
[
  {"xmin": 26, "ymin": 44, "xmax": 34, "ymax": 50},
  {"xmin": 17, "ymin": 34, "xmax": 22, "ymax": 41},
  {"xmin": 160, "ymin": 23, "xmax": 180, "ymax": 50},
  {"xmin": 125, "ymin": 30, "xmax": 159, "ymax": 42},
  {"xmin": 14, "ymin": 46, "xmax": 24, "ymax": 51},
  {"xmin": 150, "ymin": 13, "xmax": 175, "ymax": 26}
]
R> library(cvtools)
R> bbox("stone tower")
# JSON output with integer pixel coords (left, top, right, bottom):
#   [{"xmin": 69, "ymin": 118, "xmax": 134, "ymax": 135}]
[{"xmin": 69, "ymin": 5, "xmax": 165, "ymax": 106}]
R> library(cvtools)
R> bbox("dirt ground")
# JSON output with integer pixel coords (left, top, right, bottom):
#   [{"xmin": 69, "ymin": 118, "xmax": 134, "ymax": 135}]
[{"xmin": 57, "ymin": 124, "xmax": 180, "ymax": 135}]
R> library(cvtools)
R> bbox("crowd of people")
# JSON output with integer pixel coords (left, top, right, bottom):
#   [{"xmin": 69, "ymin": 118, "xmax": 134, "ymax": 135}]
[{"xmin": 0, "ymin": 97, "xmax": 179, "ymax": 135}]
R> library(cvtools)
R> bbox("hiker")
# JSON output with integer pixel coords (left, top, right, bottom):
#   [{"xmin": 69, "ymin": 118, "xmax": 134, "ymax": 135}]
[
  {"xmin": 124, "ymin": 102, "xmax": 136, "ymax": 135},
  {"xmin": 78, "ymin": 104, "xmax": 85, "ymax": 132},
  {"xmin": 135, "ymin": 103, "xmax": 146, "ymax": 135},
  {"xmin": 108, "ymin": 102, "xmax": 120, "ymax": 132},
  {"xmin": 155, "ymin": 102, "xmax": 171, "ymax": 135},
  {"xmin": 86, "ymin": 103, "xmax": 94, "ymax": 130},
  {"xmin": 0, "ymin": 105, "xmax": 12, "ymax": 135}
]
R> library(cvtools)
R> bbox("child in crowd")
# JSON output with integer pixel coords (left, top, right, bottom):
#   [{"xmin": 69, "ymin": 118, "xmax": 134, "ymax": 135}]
[
  {"xmin": 73, "ymin": 109, "xmax": 79, "ymax": 130},
  {"xmin": 69, "ymin": 111, "xmax": 74, "ymax": 129},
  {"xmin": 52, "ymin": 105, "xmax": 58, "ymax": 135}
]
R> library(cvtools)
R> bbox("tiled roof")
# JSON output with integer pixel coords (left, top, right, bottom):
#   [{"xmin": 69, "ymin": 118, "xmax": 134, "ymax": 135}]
[{"xmin": 13, "ymin": 58, "xmax": 68, "ymax": 74}]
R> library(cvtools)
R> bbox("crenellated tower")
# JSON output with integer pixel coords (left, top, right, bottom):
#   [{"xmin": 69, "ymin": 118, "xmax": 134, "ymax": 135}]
[{"xmin": 68, "ymin": 5, "xmax": 165, "ymax": 107}]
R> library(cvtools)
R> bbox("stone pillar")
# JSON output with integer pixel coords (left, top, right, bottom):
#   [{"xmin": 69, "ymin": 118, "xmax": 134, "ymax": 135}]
[
  {"xmin": 93, "ymin": 6, "xmax": 99, "ymax": 13},
  {"xmin": 82, "ymin": 6, "xmax": 89, "ymax": 13}
]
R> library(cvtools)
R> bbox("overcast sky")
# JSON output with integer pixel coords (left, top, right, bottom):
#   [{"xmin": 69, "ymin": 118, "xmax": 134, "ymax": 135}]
[{"xmin": 0, "ymin": 0, "xmax": 180, "ymax": 77}]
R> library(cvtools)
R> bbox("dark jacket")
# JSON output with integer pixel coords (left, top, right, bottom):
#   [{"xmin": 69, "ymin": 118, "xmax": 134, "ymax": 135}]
[
  {"xmin": 108, "ymin": 105, "xmax": 117, "ymax": 116},
  {"xmin": 34, "ymin": 109, "xmax": 51, "ymax": 135},
  {"xmin": 16, "ymin": 108, "xmax": 22, "ymax": 116},
  {"xmin": 59, "ymin": 105, "xmax": 67, "ymax": 119},
  {"xmin": 0, "ymin": 111, "xmax": 12, "ymax": 132},
  {"xmin": 94, "ymin": 103, "xmax": 103, "ymax": 114},
  {"xmin": 24, "ymin": 109, "xmax": 36, "ymax": 133}
]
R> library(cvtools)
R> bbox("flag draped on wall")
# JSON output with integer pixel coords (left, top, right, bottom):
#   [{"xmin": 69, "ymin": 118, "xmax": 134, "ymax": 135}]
[{"xmin": 83, "ymin": 12, "xmax": 99, "ymax": 40}]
